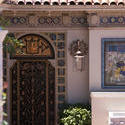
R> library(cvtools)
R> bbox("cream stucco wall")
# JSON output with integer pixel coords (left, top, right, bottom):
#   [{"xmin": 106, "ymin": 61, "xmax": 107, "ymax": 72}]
[
  {"xmin": 67, "ymin": 29, "xmax": 89, "ymax": 104},
  {"xmin": 89, "ymin": 28, "xmax": 125, "ymax": 92},
  {"xmin": 90, "ymin": 28, "xmax": 125, "ymax": 125},
  {"xmin": 91, "ymin": 92, "xmax": 125, "ymax": 125}
]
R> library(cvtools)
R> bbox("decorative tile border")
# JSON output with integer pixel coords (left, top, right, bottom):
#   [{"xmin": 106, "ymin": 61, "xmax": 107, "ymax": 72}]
[
  {"xmin": 4, "ymin": 15, "xmax": 88, "ymax": 27},
  {"xmin": 71, "ymin": 16, "xmax": 88, "ymax": 25},
  {"xmin": 38, "ymin": 16, "xmax": 62, "ymax": 25},
  {"xmin": 5, "ymin": 12, "xmax": 125, "ymax": 27},
  {"xmin": 8, "ymin": 15, "xmax": 125, "ymax": 27},
  {"xmin": 46, "ymin": 32, "xmax": 66, "ymax": 107},
  {"xmin": 100, "ymin": 16, "xmax": 125, "ymax": 25},
  {"xmin": 44, "ymin": 33, "xmax": 67, "ymax": 123},
  {"xmin": 43, "ymin": 32, "xmax": 67, "ymax": 124},
  {"xmin": 11, "ymin": 17, "xmax": 27, "ymax": 24}
]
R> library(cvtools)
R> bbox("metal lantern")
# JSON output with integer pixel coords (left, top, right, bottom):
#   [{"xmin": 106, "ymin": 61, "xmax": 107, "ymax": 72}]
[{"xmin": 69, "ymin": 40, "xmax": 88, "ymax": 71}]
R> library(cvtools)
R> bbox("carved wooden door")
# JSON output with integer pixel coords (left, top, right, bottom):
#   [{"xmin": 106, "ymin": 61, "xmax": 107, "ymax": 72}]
[{"xmin": 10, "ymin": 61, "xmax": 55, "ymax": 125}]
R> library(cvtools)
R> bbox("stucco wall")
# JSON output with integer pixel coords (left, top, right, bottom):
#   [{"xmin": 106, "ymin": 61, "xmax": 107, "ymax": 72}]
[
  {"xmin": 91, "ymin": 92, "xmax": 125, "ymax": 125},
  {"xmin": 89, "ymin": 28, "xmax": 125, "ymax": 92},
  {"xmin": 67, "ymin": 29, "xmax": 89, "ymax": 104}
]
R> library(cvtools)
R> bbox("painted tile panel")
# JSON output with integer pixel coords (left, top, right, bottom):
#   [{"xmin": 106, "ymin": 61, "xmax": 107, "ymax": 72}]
[{"xmin": 102, "ymin": 38, "xmax": 125, "ymax": 88}]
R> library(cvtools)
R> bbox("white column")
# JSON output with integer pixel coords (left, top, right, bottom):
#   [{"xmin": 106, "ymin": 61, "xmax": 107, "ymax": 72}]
[{"xmin": 0, "ymin": 30, "xmax": 8, "ymax": 125}]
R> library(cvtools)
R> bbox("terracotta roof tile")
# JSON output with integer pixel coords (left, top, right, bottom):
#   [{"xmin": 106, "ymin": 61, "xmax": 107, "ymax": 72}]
[{"xmin": 2, "ymin": 0, "xmax": 125, "ymax": 5}]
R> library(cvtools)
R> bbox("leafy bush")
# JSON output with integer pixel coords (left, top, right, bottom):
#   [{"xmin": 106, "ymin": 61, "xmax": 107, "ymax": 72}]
[
  {"xmin": 59, "ymin": 104, "xmax": 91, "ymax": 125},
  {"xmin": 3, "ymin": 34, "xmax": 24, "ymax": 56}
]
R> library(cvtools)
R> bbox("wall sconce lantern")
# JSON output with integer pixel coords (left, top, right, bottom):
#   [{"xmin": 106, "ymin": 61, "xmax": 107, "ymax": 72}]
[{"xmin": 69, "ymin": 40, "xmax": 88, "ymax": 71}]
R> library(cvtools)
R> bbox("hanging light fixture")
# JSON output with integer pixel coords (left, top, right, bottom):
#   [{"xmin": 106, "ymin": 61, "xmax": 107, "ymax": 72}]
[
  {"xmin": 74, "ymin": 40, "xmax": 84, "ymax": 58},
  {"xmin": 69, "ymin": 40, "xmax": 88, "ymax": 71}
]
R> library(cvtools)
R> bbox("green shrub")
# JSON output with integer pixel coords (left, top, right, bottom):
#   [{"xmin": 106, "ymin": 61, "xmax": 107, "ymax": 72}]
[{"xmin": 59, "ymin": 104, "xmax": 91, "ymax": 125}]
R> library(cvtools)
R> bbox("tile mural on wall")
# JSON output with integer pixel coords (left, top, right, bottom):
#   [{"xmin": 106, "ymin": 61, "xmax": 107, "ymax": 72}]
[{"xmin": 102, "ymin": 38, "xmax": 125, "ymax": 88}]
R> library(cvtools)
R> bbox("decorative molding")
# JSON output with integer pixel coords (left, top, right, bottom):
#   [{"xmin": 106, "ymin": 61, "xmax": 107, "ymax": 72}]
[
  {"xmin": 91, "ymin": 92, "xmax": 125, "ymax": 98},
  {"xmin": 5, "ymin": 11, "xmax": 125, "ymax": 28},
  {"xmin": 6, "ymin": 14, "xmax": 125, "ymax": 28},
  {"xmin": 71, "ymin": 16, "xmax": 87, "ymax": 25},
  {"xmin": 38, "ymin": 16, "xmax": 62, "ymax": 25},
  {"xmin": 4, "ymin": 14, "xmax": 88, "ymax": 28},
  {"xmin": 2, "ymin": 4, "xmax": 125, "ymax": 12},
  {"xmin": 10, "ymin": 34, "xmax": 55, "ymax": 59}
]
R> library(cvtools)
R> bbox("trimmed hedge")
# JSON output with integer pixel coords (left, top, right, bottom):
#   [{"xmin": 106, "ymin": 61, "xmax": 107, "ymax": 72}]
[{"xmin": 59, "ymin": 104, "xmax": 91, "ymax": 125}]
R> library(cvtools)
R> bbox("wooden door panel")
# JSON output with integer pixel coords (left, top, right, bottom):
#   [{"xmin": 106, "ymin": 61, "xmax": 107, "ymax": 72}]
[{"xmin": 11, "ymin": 61, "xmax": 55, "ymax": 125}]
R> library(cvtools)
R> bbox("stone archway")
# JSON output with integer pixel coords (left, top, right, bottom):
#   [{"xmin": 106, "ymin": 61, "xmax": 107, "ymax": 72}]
[{"xmin": 11, "ymin": 34, "xmax": 55, "ymax": 59}]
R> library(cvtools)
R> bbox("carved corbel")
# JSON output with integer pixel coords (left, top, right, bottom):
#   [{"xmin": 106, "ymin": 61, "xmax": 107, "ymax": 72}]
[{"xmin": 87, "ymin": 12, "xmax": 99, "ymax": 27}]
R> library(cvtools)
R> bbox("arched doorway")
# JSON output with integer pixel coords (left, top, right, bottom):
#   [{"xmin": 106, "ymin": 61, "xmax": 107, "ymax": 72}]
[{"xmin": 10, "ymin": 34, "xmax": 55, "ymax": 125}]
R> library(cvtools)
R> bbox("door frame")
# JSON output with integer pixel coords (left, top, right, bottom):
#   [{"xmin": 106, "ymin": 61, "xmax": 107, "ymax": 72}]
[{"xmin": 10, "ymin": 60, "xmax": 56, "ymax": 125}]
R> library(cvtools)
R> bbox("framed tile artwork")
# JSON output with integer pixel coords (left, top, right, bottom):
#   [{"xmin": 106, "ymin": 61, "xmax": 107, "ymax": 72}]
[{"xmin": 102, "ymin": 38, "xmax": 125, "ymax": 89}]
